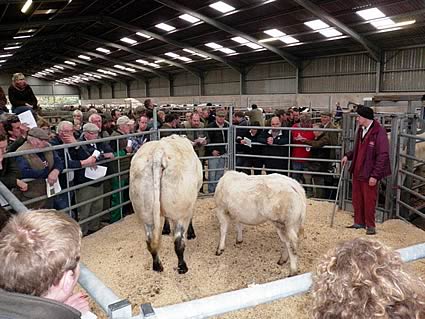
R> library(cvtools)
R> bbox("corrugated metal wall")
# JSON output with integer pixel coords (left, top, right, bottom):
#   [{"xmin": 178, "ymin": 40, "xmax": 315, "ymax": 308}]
[
  {"xmin": 80, "ymin": 87, "xmax": 88, "ymax": 100},
  {"xmin": 90, "ymin": 86, "xmax": 100, "ymax": 100},
  {"xmin": 204, "ymin": 69, "xmax": 240, "ymax": 95},
  {"xmin": 173, "ymin": 72, "xmax": 199, "ymax": 96},
  {"xmin": 102, "ymin": 84, "xmax": 113, "ymax": 99},
  {"xmin": 382, "ymin": 47, "xmax": 425, "ymax": 91},
  {"xmin": 129, "ymin": 80, "xmax": 145, "ymax": 97},
  {"xmin": 300, "ymin": 54, "xmax": 376, "ymax": 93},
  {"xmin": 149, "ymin": 77, "xmax": 170, "ymax": 97},
  {"xmin": 114, "ymin": 82, "xmax": 127, "ymax": 98},
  {"xmin": 245, "ymin": 62, "xmax": 296, "ymax": 94}
]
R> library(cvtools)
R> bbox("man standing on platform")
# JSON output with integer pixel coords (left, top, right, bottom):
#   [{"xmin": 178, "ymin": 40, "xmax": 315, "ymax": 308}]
[{"xmin": 341, "ymin": 106, "xmax": 391, "ymax": 235}]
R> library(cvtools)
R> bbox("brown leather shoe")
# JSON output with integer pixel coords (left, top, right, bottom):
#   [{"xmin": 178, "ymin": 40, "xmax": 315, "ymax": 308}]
[{"xmin": 366, "ymin": 227, "xmax": 376, "ymax": 235}]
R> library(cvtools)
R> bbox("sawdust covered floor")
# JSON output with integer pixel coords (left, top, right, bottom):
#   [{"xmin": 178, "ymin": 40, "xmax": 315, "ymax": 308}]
[{"xmin": 80, "ymin": 198, "xmax": 425, "ymax": 318}]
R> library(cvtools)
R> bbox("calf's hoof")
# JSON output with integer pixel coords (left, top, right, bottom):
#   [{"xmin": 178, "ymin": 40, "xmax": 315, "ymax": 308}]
[
  {"xmin": 177, "ymin": 263, "xmax": 188, "ymax": 274},
  {"xmin": 153, "ymin": 262, "xmax": 164, "ymax": 272},
  {"xmin": 187, "ymin": 231, "xmax": 196, "ymax": 240},
  {"xmin": 236, "ymin": 240, "xmax": 243, "ymax": 245},
  {"xmin": 216, "ymin": 249, "xmax": 224, "ymax": 256},
  {"xmin": 162, "ymin": 225, "xmax": 171, "ymax": 235},
  {"xmin": 277, "ymin": 257, "xmax": 288, "ymax": 266},
  {"xmin": 288, "ymin": 270, "xmax": 298, "ymax": 277}
]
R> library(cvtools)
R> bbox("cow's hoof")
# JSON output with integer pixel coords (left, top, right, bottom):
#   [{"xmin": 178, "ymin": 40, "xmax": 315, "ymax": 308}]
[
  {"xmin": 277, "ymin": 257, "xmax": 288, "ymax": 265},
  {"xmin": 236, "ymin": 240, "xmax": 243, "ymax": 245},
  {"xmin": 216, "ymin": 249, "xmax": 224, "ymax": 256},
  {"xmin": 288, "ymin": 271, "xmax": 298, "ymax": 277},
  {"xmin": 153, "ymin": 262, "xmax": 164, "ymax": 272},
  {"xmin": 187, "ymin": 232, "xmax": 196, "ymax": 240},
  {"xmin": 177, "ymin": 263, "xmax": 188, "ymax": 274},
  {"xmin": 162, "ymin": 227, "xmax": 171, "ymax": 236}
]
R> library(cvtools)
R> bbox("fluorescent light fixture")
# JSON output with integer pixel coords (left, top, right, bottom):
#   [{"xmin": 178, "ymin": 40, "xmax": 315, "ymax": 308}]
[
  {"xmin": 209, "ymin": 1, "xmax": 235, "ymax": 13},
  {"xmin": 136, "ymin": 32, "xmax": 151, "ymax": 39},
  {"xmin": 136, "ymin": 59, "xmax": 149, "ymax": 65},
  {"xmin": 356, "ymin": 7, "xmax": 385, "ymax": 20},
  {"xmin": 395, "ymin": 19, "xmax": 416, "ymax": 27},
  {"xmin": 149, "ymin": 63, "xmax": 161, "ymax": 68},
  {"xmin": 177, "ymin": 56, "xmax": 192, "ymax": 62},
  {"xmin": 127, "ymin": 68, "xmax": 136, "ymax": 72},
  {"xmin": 96, "ymin": 47, "xmax": 111, "ymax": 54},
  {"xmin": 155, "ymin": 23, "xmax": 176, "ymax": 32},
  {"xmin": 165, "ymin": 52, "xmax": 180, "ymax": 58},
  {"xmin": 258, "ymin": 38, "xmax": 278, "ymax": 43},
  {"xmin": 114, "ymin": 64, "xmax": 126, "ymax": 70},
  {"xmin": 78, "ymin": 54, "xmax": 91, "ymax": 60},
  {"xmin": 377, "ymin": 27, "xmax": 402, "ymax": 33},
  {"xmin": 205, "ymin": 42, "xmax": 223, "ymax": 49},
  {"xmin": 4, "ymin": 46, "xmax": 21, "ymax": 50},
  {"xmin": 264, "ymin": 29, "xmax": 285, "ymax": 37},
  {"xmin": 179, "ymin": 14, "xmax": 200, "ymax": 23},
  {"xmin": 155, "ymin": 59, "xmax": 165, "ymax": 63},
  {"xmin": 318, "ymin": 27, "xmax": 342, "ymax": 37},
  {"xmin": 0, "ymin": 60, "xmax": 6, "ymax": 63},
  {"xmin": 21, "ymin": 0, "xmax": 32, "ymax": 13},
  {"xmin": 53, "ymin": 65, "xmax": 64, "ymax": 69},
  {"xmin": 231, "ymin": 36, "xmax": 249, "ymax": 44},
  {"xmin": 64, "ymin": 61, "xmax": 76, "ymax": 66},
  {"xmin": 0, "ymin": 54, "xmax": 12, "ymax": 58},
  {"xmin": 279, "ymin": 36, "xmax": 299, "ymax": 44},
  {"xmin": 219, "ymin": 48, "xmax": 236, "ymax": 54},
  {"xmin": 120, "ymin": 37, "xmax": 137, "ymax": 45},
  {"xmin": 244, "ymin": 42, "xmax": 262, "ymax": 49},
  {"xmin": 17, "ymin": 29, "xmax": 35, "ymax": 34},
  {"xmin": 13, "ymin": 35, "xmax": 33, "ymax": 39},
  {"xmin": 46, "ymin": 9, "xmax": 55, "ymax": 14},
  {"xmin": 304, "ymin": 19, "xmax": 329, "ymax": 30}
]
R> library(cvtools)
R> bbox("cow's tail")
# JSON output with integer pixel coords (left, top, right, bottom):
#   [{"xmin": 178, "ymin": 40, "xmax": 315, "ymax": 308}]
[{"xmin": 151, "ymin": 147, "xmax": 164, "ymax": 252}]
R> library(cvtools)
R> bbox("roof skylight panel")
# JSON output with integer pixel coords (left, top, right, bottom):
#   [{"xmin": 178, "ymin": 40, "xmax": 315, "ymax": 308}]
[
  {"xmin": 177, "ymin": 56, "xmax": 192, "ymax": 62},
  {"xmin": 179, "ymin": 14, "xmax": 200, "ymax": 23},
  {"xmin": 96, "ymin": 47, "xmax": 111, "ymax": 54},
  {"xmin": 263, "ymin": 29, "xmax": 285, "ymax": 37},
  {"xmin": 53, "ymin": 65, "xmax": 64, "ymax": 69},
  {"xmin": 78, "ymin": 55, "xmax": 91, "ymax": 60},
  {"xmin": 209, "ymin": 1, "xmax": 235, "ymax": 13},
  {"xmin": 13, "ymin": 35, "xmax": 33, "ymax": 39},
  {"xmin": 231, "ymin": 37, "xmax": 249, "ymax": 44},
  {"xmin": 64, "ymin": 61, "xmax": 76, "ymax": 66},
  {"xmin": 219, "ymin": 48, "xmax": 236, "ymax": 54},
  {"xmin": 120, "ymin": 37, "xmax": 137, "ymax": 45},
  {"xmin": 205, "ymin": 42, "xmax": 223, "ymax": 49},
  {"xmin": 0, "ymin": 54, "xmax": 13, "ymax": 58},
  {"xmin": 369, "ymin": 18, "xmax": 395, "ymax": 29},
  {"xmin": 304, "ymin": 19, "xmax": 329, "ymax": 30},
  {"xmin": 4, "ymin": 46, "xmax": 21, "ymax": 50},
  {"xmin": 155, "ymin": 23, "xmax": 176, "ymax": 32},
  {"xmin": 318, "ymin": 28, "xmax": 342, "ymax": 37},
  {"xmin": 279, "ymin": 36, "xmax": 299, "ymax": 44},
  {"xmin": 356, "ymin": 7, "xmax": 386, "ymax": 20},
  {"xmin": 136, "ymin": 32, "xmax": 151, "ymax": 39},
  {"xmin": 244, "ymin": 42, "xmax": 262, "ymax": 49},
  {"xmin": 165, "ymin": 52, "xmax": 180, "ymax": 58},
  {"xmin": 136, "ymin": 59, "xmax": 150, "ymax": 65}
]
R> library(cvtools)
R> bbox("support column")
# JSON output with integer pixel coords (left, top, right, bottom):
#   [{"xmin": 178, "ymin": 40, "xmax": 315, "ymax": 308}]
[
  {"xmin": 98, "ymin": 85, "xmax": 102, "ymax": 99},
  {"xmin": 126, "ymin": 81, "xmax": 131, "ymax": 98},
  {"xmin": 169, "ymin": 75, "xmax": 174, "ymax": 97},
  {"xmin": 111, "ymin": 83, "xmax": 115, "ymax": 99},
  {"xmin": 199, "ymin": 72, "xmax": 205, "ymax": 98},
  {"xmin": 145, "ymin": 79, "xmax": 150, "ymax": 97},
  {"xmin": 87, "ymin": 86, "xmax": 92, "ymax": 100},
  {"xmin": 375, "ymin": 60, "xmax": 381, "ymax": 94}
]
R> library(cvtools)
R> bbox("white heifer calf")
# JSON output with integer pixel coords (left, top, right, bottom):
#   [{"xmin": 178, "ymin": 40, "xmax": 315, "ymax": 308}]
[
  {"xmin": 129, "ymin": 135, "xmax": 203, "ymax": 273},
  {"xmin": 214, "ymin": 171, "xmax": 306, "ymax": 276}
]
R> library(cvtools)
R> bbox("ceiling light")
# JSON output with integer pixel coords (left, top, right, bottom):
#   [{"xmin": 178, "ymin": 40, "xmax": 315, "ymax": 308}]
[
  {"xmin": 205, "ymin": 42, "xmax": 223, "ymax": 49},
  {"xmin": 165, "ymin": 52, "xmax": 180, "ymax": 58},
  {"xmin": 279, "ymin": 36, "xmax": 299, "ymax": 44},
  {"xmin": 13, "ymin": 35, "xmax": 33, "ymax": 39},
  {"xmin": 136, "ymin": 32, "xmax": 151, "ymax": 39},
  {"xmin": 64, "ymin": 61, "xmax": 76, "ymax": 66},
  {"xmin": 377, "ymin": 27, "xmax": 402, "ymax": 33},
  {"xmin": 264, "ymin": 29, "xmax": 285, "ymax": 37},
  {"xmin": 93, "ymin": 75, "xmax": 102, "ymax": 79},
  {"xmin": 44, "ymin": 69, "xmax": 55, "ymax": 73},
  {"xmin": 183, "ymin": 49, "xmax": 196, "ymax": 54},
  {"xmin": 231, "ymin": 37, "xmax": 249, "ymax": 44},
  {"xmin": 219, "ymin": 48, "xmax": 236, "ymax": 54},
  {"xmin": 155, "ymin": 59, "xmax": 165, "ymax": 63},
  {"xmin": 4, "ymin": 46, "xmax": 21, "ymax": 50},
  {"xmin": 17, "ymin": 29, "xmax": 35, "ymax": 34},
  {"xmin": 245, "ymin": 42, "xmax": 262, "ymax": 49},
  {"xmin": 356, "ymin": 7, "xmax": 385, "ymax": 20},
  {"xmin": 82, "ymin": 77, "xmax": 90, "ymax": 81},
  {"xmin": 0, "ymin": 60, "xmax": 6, "ymax": 63},
  {"xmin": 0, "ymin": 54, "xmax": 12, "ymax": 58},
  {"xmin": 304, "ymin": 19, "xmax": 329, "ymax": 30},
  {"xmin": 177, "ymin": 56, "xmax": 192, "ymax": 62},
  {"xmin": 209, "ymin": 1, "xmax": 235, "ymax": 13},
  {"xmin": 394, "ymin": 19, "xmax": 416, "ymax": 27},
  {"xmin": 21, "ymin": 0, "xmax": 32, "ymax": 13},
  {"xmin": 78, "ymin": 54, "xmax": 91, "ymax": 60},
  {"xmin": 114, "ymin": 65, "xmax": 126, "ymax": 70},
  {"xmin": 53, "ymin": 65, "xmax": 64, "ymax": 69},
  {"xmin": 370, "ymin": 18, "xmax": 395, "ymax": 29},
  {"xmin": 258, "ymin": 38, "xmax": 278, "ymax": 43},
  {"xmin": 126, "ymin": 68, "xmax": 136, "ymax": 72},
  {"xmin": 96, "ymin": 47, "xmax": 110, "ymax": 54},
  {"xmin": 149, "ymin": 63, "xmax": 161, "ymax": 68},
  {"xmin": 84, "ymin": 73, "xmax": 93, "ymax": 76},
  {"xmin": 120, "ymin": 37, "xmax": 137, "ymax": 45},
  {"xmin": 179, "ymin": 14, "xmax": 200, "ymax": 23},
  {"xmin": 136, "ymin": 59, "xmax": 149, "ymax": 65},
  {"xmin": 155, "ymin": 23, "xmax": 176, "ymax": 32},
  {"xmin": 318, "ymin": 28, "xmax": 342, "ymax": 37}
]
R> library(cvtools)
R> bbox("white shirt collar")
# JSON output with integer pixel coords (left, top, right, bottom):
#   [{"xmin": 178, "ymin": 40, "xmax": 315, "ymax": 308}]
[{"xmin": 362, "ymin": 121, "xmax": 373, "ymax": 138}]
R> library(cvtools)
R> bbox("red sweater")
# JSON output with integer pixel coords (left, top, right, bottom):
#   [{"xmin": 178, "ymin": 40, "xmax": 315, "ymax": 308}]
[{"xmin": 291, "ymin": 124, "xmax": 315, "ymax": 163}]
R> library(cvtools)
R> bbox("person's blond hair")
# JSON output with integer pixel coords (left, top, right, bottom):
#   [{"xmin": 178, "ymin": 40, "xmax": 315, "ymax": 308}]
[
  {"xmin": 0, "ymin": 210, "xmax": 81, "ymax": 297},
  {"xmin": 312, "ymin": 238, "xmax": 425, "ymax": 319}
]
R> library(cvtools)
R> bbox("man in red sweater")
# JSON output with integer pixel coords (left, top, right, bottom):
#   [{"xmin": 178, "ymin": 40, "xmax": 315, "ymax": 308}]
[{"xmin": 341, "ymin": 107, "xmax": 391, "ymax": 235}]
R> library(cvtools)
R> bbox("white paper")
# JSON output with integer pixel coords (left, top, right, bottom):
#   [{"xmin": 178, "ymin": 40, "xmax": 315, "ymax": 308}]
[
  {"xmin": 92, "ymin": 150, "xmax": 100, "ymax": 158},
  {"xmin": 84, "ymin": 165, "xmax": 107, "ymax": 180},
  {"xmin": 18, "ymin": 110, "xmax": 37, "ymax": 128},
  {"xmin": 81, "ymin": 311, "xmax": 97, "ymax": 319},
  {"xmin": 0, "ymin": 194, "xmax": 7, "ymax": 206},
  {"xmin": 127, "ymin": 139, "xmax": 132, "ymax": 147},
  {"xmin": 243, "ymin": 137, "xmax": 252, "ymax": 148},
  {"xmin": 46, "ymin": 179, "xmax": 61, "ymax": 198}
]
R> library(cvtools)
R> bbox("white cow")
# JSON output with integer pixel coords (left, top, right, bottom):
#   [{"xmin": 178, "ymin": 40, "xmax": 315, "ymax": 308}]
[
  {"xmin": 129, "ymin": 135, "xmax": 203, "ymax": 274},
  {"xmin": 214, "ymin": 171, "xmax": 306, "ymax": 276}
]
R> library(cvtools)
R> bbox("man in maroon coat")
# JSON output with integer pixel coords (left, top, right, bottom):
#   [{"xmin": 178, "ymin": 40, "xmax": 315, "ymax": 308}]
[{"xmin": 341, "ymin": 106, "xmax": 391, "ymax": 235}]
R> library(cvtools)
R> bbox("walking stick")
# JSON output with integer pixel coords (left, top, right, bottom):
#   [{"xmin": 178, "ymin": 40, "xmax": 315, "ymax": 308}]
[{"xmin": 330, "ymin": 162, "xmax": 346, "ymax": 228}]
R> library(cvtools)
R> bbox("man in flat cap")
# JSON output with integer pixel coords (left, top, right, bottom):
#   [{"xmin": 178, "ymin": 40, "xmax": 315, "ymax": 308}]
[
  {"xmin": 15, "ymin": 127, "xmax": 63, "ymax": 209},
  {"xmin": 74, "ymin": 123, "xmax": 114, "ymax": 235},
  {"xmin": 8, "ymin": 73, "xmax": 38, "ymax": 115},
  {"xmin": 341, "ymin": 106, "xmax": 391, "ymax": 235}
]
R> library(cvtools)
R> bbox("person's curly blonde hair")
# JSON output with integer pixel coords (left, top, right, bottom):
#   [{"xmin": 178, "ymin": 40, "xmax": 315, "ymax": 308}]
[{"xmin": 312, "ymin": 238, "xmax": 425, "ymax": 319}]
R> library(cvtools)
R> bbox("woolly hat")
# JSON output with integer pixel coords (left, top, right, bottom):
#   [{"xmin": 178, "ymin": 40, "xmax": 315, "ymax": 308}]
[{"xmin": 357, "ymin": 106, "xmax": 374, "ymax": 120}]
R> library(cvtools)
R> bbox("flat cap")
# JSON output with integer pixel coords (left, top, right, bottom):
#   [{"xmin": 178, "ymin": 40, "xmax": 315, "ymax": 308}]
[
  {"xmin": 116, "ymin": 115, "xmax": 131, "ymax": 126},
  {"xmin": 28, "ymin": 127, "xmax": 49, "ymax": 140},
  {"xmin": 216, "ymin": 110, "xmax": 226, "ymax": 117},
  {"xmin": 321, "ymin": 111, "xmax": 333, "ymax": 117},
  {"xmin": 357, "ymin": 106, "xmax": 374, "ymax": 120},
  {"xmin": 83, "ymin": 123, "xmax": 100, "ymax": 133}
]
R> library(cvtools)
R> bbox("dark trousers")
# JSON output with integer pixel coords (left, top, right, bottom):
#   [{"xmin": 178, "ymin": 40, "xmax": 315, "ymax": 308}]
[{"xmin": 352, "ymin": 178, "xmax": 377, "ymax": 228}]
